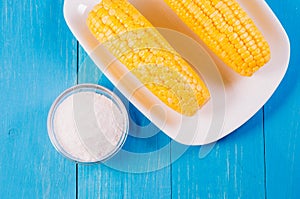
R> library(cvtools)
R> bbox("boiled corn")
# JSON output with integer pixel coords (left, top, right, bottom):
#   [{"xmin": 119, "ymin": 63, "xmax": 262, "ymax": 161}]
[
  {"xmin": 164, "ymin": 0, "xmax": 271, "ymax": 76},
  {"xmin": 87, "ymin": 0, "xmax": 210, "ymax": 116}
]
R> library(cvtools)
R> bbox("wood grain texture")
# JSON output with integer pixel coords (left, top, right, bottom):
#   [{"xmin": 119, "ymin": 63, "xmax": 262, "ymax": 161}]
[
  {"xmin": 171, "ymin": 111, "xmax": 265, "ymax": 199},
  {"xmin": 0, "ymin": 0, "xmax": 77, "ymax": 198},
  {"xmin": 264, "ymin": 1, "xmax": 300, "ymax": 198}
]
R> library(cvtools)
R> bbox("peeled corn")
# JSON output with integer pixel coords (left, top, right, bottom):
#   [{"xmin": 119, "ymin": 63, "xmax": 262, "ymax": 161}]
[
  {"xmin": 164, "ymin": 0, "xmax": 271, "ymax": 76},
  {"xmin": 87, "ymin": 0, "xmax": 210, "ymax": 116}
]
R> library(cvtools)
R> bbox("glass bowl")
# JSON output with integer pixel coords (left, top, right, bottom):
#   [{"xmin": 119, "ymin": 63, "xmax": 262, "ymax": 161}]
[{"xmin": 47, "ymin": 84, "xmax": 129, "ymax": 163}]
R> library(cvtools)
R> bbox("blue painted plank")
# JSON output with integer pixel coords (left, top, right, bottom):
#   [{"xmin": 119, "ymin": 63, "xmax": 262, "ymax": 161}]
[
  {"xmin": 0, "ymin": 0, "xmax": 77, "ymax": 198},
  {"xmin": 264, "ymin": 1, "xmax": 300, "ymax": 198},
  {"xmin": 172, "ymin": 111, "xmax": 265, "ymax": 199},
  {"xmin": 77, "ymin": 48, "xmax": 171, "ymax": 199}
]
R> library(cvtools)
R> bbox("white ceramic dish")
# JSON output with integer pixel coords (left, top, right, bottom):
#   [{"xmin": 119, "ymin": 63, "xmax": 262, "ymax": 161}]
[{"xmin": 63, "ymin": 0, "xmax": 290, "ymax": 145}]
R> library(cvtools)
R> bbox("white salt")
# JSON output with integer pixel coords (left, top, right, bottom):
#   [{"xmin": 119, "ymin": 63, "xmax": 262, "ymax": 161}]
[{"xmin": 53, "ymin": 91, "xmax": 125, "ymax": 162}]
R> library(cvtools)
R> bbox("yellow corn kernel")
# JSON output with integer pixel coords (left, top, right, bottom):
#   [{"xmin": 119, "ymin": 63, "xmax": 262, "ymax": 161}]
[
  {"xmin": 87, "ymin": 0, "xmax": 210, "ymax": 116},
  {"xmin": 164, "ymin": 0, "xmax": 271, "ymax": 76}
]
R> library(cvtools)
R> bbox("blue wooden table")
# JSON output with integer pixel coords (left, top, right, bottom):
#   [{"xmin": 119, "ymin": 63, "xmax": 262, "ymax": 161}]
[{"xmin": 1, "ymin": 0, "xmax": 299, "ymax": 198}]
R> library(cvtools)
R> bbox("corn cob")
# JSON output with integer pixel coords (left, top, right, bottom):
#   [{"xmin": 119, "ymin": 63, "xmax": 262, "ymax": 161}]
[
  {"xmin": 87, "ymin": 0, "xmax": 210, "ymax": 116},
  {"xmin": 164, "ymin": 0, "xmax": 271, "ymax": 76}
]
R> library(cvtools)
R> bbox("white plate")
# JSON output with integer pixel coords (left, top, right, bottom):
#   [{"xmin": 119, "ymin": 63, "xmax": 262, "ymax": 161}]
[{"xmin": 63, "ymin": 0, "xmax": 290, "ymax": 145}]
